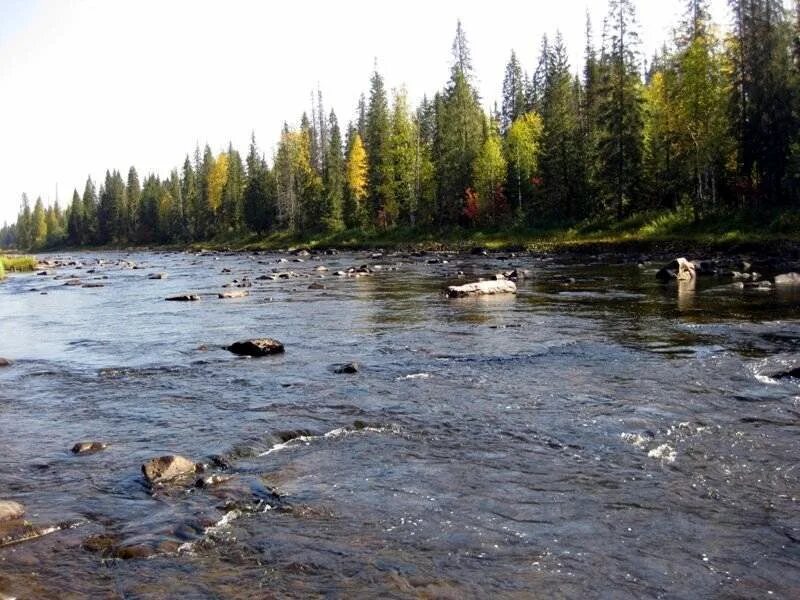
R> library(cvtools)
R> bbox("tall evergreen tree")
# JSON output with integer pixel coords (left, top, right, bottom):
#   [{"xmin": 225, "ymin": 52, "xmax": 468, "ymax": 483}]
[
  {"xmin": 322, "ymin": 111, "xmax": 345, "ymax": 231},
  {"xmin": 365, "ymin": 68, "xmax": 395, "ymax": 228},
  {"xmin": 596, "ymin": 0, "xmax": 645, "ymax": 218},
  {"xmin": 501, "ymin": 50, "xmax": 526, "ymax": 133}
]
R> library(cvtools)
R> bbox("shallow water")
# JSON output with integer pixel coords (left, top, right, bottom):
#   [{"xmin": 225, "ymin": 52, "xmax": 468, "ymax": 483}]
[{"xmin": 1, "ymin": 250, "xmax": 799, "ymax": 599}]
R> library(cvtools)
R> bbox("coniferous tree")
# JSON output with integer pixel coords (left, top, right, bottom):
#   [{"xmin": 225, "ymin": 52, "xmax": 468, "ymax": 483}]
[
  {"xmin": 322, "ymin": 111, "xmax": 345, "ymax": 231},
  {"xmin": 436, "ymin": 21, "xmax": 485, "ymax": 225},
  {"xmin": 596, "ymin": 0, "xmax": 645, "ymax": 218},
  {"xmin": 67, "ymin": 190, "xmax": 83, "ymax": 245},
  {"xmin": 126, "ymin": 167, "xmax": 141, "ymax": 241},
  {"xmin": 344, "ymin": 132, "xmax": 369, "ymax": 228},
  {"xmin": 365, "ymin": 69, "xmax": 395, "ymax": 228},
  {"xmin": 81, "ymin": 177, "xmax": 98, "ymax": 245},
  {"xmin": 501, "ymin": 50, "xmax": 527, "ymax": 133}
]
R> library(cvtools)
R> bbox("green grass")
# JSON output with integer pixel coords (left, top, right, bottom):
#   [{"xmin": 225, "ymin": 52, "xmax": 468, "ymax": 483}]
[
  {"xmin": 0, "ymin": 255, "xmax": 37, "ymax": 273},
  {"xmin": 192, "ymin": 207, "xmax": 800, "ymax": 253}
]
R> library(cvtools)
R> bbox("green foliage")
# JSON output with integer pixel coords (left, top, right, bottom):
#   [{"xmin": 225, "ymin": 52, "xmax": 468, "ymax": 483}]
[{"xmin": 6, "ymin": 13, "xmax": 800, "ymax": 251}]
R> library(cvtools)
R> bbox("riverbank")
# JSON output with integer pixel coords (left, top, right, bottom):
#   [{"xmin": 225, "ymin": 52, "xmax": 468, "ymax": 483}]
[
  {"xmin": 6, "ymin": 208, "xmax": 800, "ymax": 256},
  {"xmin": 0, "ymin": 255, "xmax": 37, "ymax": 279},
  {"xmin": 191, "ymin": 208, "xmax": 800, "ymax": 254}
]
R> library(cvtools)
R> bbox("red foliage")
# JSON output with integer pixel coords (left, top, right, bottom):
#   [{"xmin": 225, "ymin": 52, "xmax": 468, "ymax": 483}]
[
  {"xmin": 463, "ymin": 188, "xmax": 480, "ymax": 224},
  {"xmin": 491, "ymin": 185, "xmax": 510, "ymax": 220}
]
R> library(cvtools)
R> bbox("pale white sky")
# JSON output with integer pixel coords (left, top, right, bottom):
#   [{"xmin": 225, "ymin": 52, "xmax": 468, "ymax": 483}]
[{"xmin": 0, "ymin": 0, "xmax": 733, "ymax": 224}]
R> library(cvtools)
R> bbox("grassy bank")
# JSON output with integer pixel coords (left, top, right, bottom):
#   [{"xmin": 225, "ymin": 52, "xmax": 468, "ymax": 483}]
[
  {"xmin": 190, "ymin": 208, "xmax": 800, "ymax": 253},
  {"xmin": 0, "ymin": 255, "xmax": 38, "ymax": 275}
]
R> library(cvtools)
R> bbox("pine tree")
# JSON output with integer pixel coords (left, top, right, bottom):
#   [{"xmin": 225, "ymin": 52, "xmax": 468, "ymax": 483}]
[
  {"xmin": 126, "ymin": 167, "xmax": 141, "ymax": 241},
  {"xmin": 501, "ymin": 50, "xmax": 526, "ymax": 133},
  {"xmin": 67, "ymin": 189, "xmax": 83, "ymax": 245},
  {"xmin": 81, "ymin": 177, "xmax": 98, "ymax": 245},
  {"xmin": 596, "ymin": 0, "xmax": 645, "ymax": 218},
  {"xmin": 221, "ymin": 143, "xmax": 244, "ymax": 234},
  {"xmin": 436, "ymin": 21, "xmax": 485, "ymax": 225},
  {"xmin": 181, "ymin": 156, "xmax": 198, "ymax": 240},
  {"xmin": 322, "ymin": 111, "xmax": 345, "ymax": 231},
  {"xmin": 365, "ymin": 68, "xmax": 395, "ymax": 228},
  {"xmin": 243, "ymin": 133, "xmax": 273, "ymax": 234}
]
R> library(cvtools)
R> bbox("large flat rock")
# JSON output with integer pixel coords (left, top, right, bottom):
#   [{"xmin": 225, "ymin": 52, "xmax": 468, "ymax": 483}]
[{"xmin": 446, "ymin": 280, "xmax": 517, "ymax": 298}]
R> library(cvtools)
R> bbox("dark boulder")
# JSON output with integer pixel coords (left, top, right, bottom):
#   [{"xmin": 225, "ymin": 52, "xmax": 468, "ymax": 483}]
[
  {"xmin": 165, "ymin": 294, "xmax": 200, "ymax": 301},
  {"xmin": 227, "ymin": 338, "xmax": 285, "ymax": 357}
]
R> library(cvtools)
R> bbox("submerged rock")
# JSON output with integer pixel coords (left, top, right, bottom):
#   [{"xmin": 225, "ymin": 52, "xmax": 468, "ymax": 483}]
[
  {"xmin": 308, "ymin": 282, "xmax": 325, "ymax": 290},
  {"xmin": 227, "ymin": 338, "xmax": 285, "ymax": 357},
  {"xmin": 218, "ymin": 290, "xmax": 249, "ymax": 299},
  {"xmin": 142, "ymin": 455, "xmax": 198, "ymax": 484},
  {"xmin": 333, "ymin": 362, "xmax": 360, "ymax": 374},
  {"xmin": 165, "ymin": 294, "xmax": 200, "ymax": 301},
  {"xmin": 656, "ymin": 257, "xmax": 696, "ymax": 281},
  {"xmin": 773, "ymin": 367, "xmax": 800, "ymax": 380},
  {"xmin": 0, "ymin": 501, "xmax": 24, "ymax": 522},
  {"xmin": 148, "ymin": 272, "xmax": 167, "ymax": 280},
  {"xmin": 446, "ymin": 280, "xmax": 517, "ymax": 298},
  {"xmin": 0, "ymin": 358, "xmax": 11, "ymax": 367},
  {"xmin": 774, "ymin": 272, "xmax": 800, "ymax": 286},
  {"xmin": 71, "ymin": 441, "xmax": 108, "ymax": 455}
]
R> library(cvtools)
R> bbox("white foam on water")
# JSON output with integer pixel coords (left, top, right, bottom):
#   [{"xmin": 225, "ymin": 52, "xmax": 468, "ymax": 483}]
[
  {"xmin": 395, "ymin": 373, "xmax": 431, "ymax": 381},
  {"xmin": 648, "ymin": 444, "xmax": 677, "ymax": 463},
  {"xmin": 258, "ymin": 425, "xmax": 400, "ymax": 457},
  {"xmin": 620, "ymin": 432, "xmax": 649, "ymax": 449}
]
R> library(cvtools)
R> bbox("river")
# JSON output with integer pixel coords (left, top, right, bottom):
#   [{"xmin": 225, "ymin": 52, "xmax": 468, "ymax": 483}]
[{"xmin": 0, "ymin": 249, "xmax": 799, "ymax": 598}]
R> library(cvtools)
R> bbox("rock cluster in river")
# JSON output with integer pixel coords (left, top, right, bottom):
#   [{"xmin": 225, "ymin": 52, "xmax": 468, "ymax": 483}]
[{"xmin": 656, "ymin": 257, "xmax": 696, "ymax": 281}]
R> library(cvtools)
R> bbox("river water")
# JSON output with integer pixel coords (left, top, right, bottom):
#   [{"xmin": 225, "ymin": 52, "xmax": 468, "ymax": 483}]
[{"xmin": 0, "ymin": 250, "xmax": 799, "ymax": 599}]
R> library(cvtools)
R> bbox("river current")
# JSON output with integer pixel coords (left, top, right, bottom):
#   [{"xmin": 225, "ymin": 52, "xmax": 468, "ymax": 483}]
[{"xmin": 0, "ymin": 249, "xmax": 799, "ymax": 599}]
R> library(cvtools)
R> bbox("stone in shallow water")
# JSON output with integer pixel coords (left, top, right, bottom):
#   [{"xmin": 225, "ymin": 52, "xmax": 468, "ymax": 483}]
[
  {"xmin": 333, "ymin": 362, "xmax": 360, "ymax": 374},
  {"xmin": 165, "ymin": 294, "xmax": 200, "ymax": 301},
  {"xmin": 774, "ymin": 367, "xmax": 800, "ymax": 380},
  {"xmin": 71, "ymin": 441, "xmax": 108, "ymax": 455},
  {"xmin": 0, "ymin": 358, "xmax": 11, "ymax": 367},
  {"xmin": 218, "ymin": 290, "xmax": 249, "ymax": 299},
  {"xmin": 0, "ymin": 501, "xmax": 24, "ymax": 523},
  {"xmin": 142, "ymin": 455, "xmax": 197, "ymax": 484},
  {"xmin": 774, "ymin": 272, "xmax": 800, "ymax": 286},
  {"xmin": 656, "ymin": 257, "xmax": 696, "ymax": 281},
  {"xmin": 227, "ymin": 338, "xmax": 285, "ymax": 357},
  {"xmin": 446, "ymin": 280, "xmax": 517, "ymax": 298}
]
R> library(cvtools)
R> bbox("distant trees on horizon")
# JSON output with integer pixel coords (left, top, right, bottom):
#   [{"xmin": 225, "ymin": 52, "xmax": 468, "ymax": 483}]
[{"xmin": 2, "ymin": 0, "xmax": 799, "ymax": 250}]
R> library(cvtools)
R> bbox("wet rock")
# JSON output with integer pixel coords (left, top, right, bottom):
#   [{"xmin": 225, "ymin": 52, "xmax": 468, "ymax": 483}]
[
  {"xmin": 656, "ymin": 257, "xmax": 696, "ymax": 281},
  {"xmin": 774, "ymin": 272, "xmax": 800, "ymax": 286},
  {"xmin": 315, "ymin": 265, "xmax": 328, "ymax": 272},
  {"xmin": 114, "ymin": 544, "xmax": 155, "ymax": 560},
  {"xmin": 308, "ymin": 282, "xmax": 325, "ymax": 290},
  {"xmin": 446, "ymin": 280, "xmax": 517, "ymax": 298},
  {"xmin": 147, "ymin": 272, "xmax": 167, "ymax": 280},
  {"xmin": 333, "ymin": 362, "xmax": 360, "ymax": 374},
  {"xmin": 63, "ymin": 279, "xmax": 83, "ymax": 286},
  {"xmin": 82, "ymin": 533, "xmax": 119, "ymax": 554},
  {"xmin": 470, "ymin": 247, "xmax": 488, "ymax": 256},
  {"xmin": 0, "ymin": 501, "xmax": 24, "ymax": 522},
  {"xmin": 218, "ymin": 290, "xmax": 249, "ymax": 299},
  {"xmin": 744, "ymin": 280, "xmax": 773, "ymax": 291},
  {"xmin": 82, "ymin": 283, "xmax": 105, "ymax": 288},
  {"xmin": 508, "ymin": 269, "xmax": 532, "ymax": 280},
  {"xmin": 0, "ymin": 358, "xmax": 11, "ymax": 367},
  {"xmin": 227, "ymin": 338, "xmax": 285, "ymax": 357},
  {"xmin": 142, "ymin": 455, "xmax": 198, "ymax": 484},
  {"xmin": 71, "ymin": 441, "xmax": 108, "ymax": 455},
  {"xmin": 165, "ymin": 294, "xmax": 200, "ymax": 301},
  {"xmin": 692, "ymin": 260, "xmax": 718, "ymax": 276},
  {"xmin": 195, "ymin": 474, "xmax": 233, "ymax": 488}
]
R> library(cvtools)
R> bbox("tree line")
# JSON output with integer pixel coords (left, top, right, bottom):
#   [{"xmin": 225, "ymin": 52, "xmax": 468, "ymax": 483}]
[{"xmin": 2, "ymin": 0, "xmax": 799, "ymax": 251}]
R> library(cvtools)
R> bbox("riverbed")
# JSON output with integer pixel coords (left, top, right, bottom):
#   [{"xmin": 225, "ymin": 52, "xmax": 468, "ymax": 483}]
[{"xmin": 0, "ymin": 249, "xmax": 799, "ymax": 598}]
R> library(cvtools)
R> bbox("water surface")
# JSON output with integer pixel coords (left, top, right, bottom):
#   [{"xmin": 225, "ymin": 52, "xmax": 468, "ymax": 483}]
[{"xmin": 1, "ymin": 250, "xmax": 799, "ymax": 598}]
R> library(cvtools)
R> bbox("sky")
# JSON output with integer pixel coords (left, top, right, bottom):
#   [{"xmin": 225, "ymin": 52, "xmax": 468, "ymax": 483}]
[{"xmin": 0, "ymin": 0, "xmax": 735, "ymax": 225}]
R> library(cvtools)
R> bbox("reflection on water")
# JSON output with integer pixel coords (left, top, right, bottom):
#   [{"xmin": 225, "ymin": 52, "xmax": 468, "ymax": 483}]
[{"xmin": 0, "ymin": 250, "xmax": 799, "ymax": 598}]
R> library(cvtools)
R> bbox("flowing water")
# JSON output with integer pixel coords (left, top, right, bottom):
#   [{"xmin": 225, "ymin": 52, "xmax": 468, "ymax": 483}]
[{"xmin": 0, "ymin": 250, "xmax": 799, "ymax": 599}]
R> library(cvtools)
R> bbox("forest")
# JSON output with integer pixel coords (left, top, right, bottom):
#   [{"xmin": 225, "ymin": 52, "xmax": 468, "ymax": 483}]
[{"xmin": 2, "ymin": 0, "xmax": 799, "ymax": 251}]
